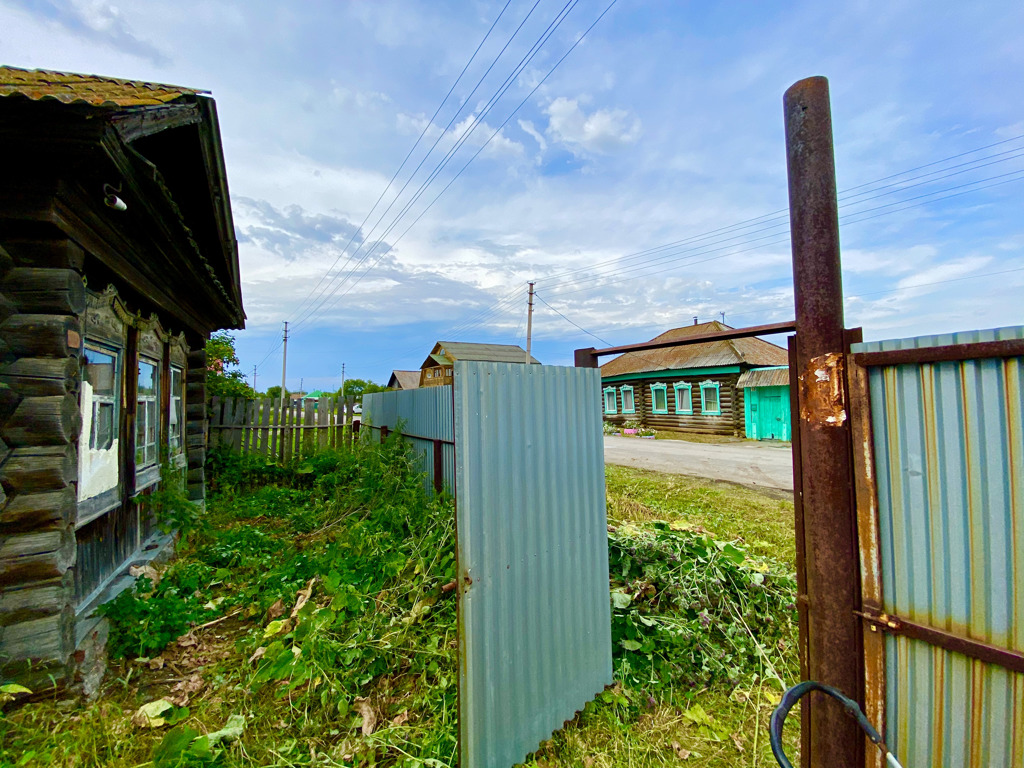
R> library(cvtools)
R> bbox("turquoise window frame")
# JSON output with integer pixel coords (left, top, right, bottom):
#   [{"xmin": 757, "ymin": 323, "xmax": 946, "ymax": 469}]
[
  {"xmin": 700, "ymin": 380, "xmax": 722, "ymax": 415},
  {"xmin": 603, "ymin": 386, "xmax": 617, "ymax": 415},
  {"xmin": 674, "ymin": 382, "xmax": 693, "ymax": 414},
  {"xmin": 650, "ymin": 383, "xmax": 669, "ymax": 415},
  {"xmin": 620, "ymin": 385, "xmax": 636, "ymax": 414}
]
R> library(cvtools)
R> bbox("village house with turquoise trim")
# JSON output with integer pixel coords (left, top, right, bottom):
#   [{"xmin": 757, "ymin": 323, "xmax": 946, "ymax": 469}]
[{"xmin": 600, "ymin": 321, "xmax": 790, "ymax": 438}]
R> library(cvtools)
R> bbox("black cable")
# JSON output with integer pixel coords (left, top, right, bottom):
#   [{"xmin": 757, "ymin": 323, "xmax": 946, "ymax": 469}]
[
  {"xmin": 291, "ymin": 0, "xmax": 578, "ymax": 330},
  {"xmin": 303, "ymin": 0, "xmax": 619, "ymax": 329},
  {"xmin": 288, "ymin": 0, "xmax": 517, "ymax": 323}
]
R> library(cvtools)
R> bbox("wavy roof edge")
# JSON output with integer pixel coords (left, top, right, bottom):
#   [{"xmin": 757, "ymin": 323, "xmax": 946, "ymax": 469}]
[{"xmin": 0, "ymin": 65, "xmax": 207, "ymax": 107}]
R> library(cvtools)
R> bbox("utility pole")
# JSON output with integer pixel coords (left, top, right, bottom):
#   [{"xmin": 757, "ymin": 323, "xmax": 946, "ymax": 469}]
[
  {"xmin": 525, "ymin": 281, "xmax": 535, "ymax": 364},
  {"xmin": 341, "ymin": 363, "xmax": 346, "ymax": 399},
  {"xmin": 252, "ymin": 365, "xmax": 257, "ymax": 392},
  {"xmin": 279, "ymin": 321, "xmax": 288, "ymax": 413},
  {"xmin": 300, "ymin": 377, "xmax": 303, "ymax": 396},
  {"xmin": 720, "ymin": 311, "xmax": 726, "ymax": 324}
]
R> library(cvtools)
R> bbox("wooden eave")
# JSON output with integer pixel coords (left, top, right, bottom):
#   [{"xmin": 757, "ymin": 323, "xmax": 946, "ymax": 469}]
[
  {"xmin": 109, "ymin": 102, "xmax": 201, "ymax": 143},
  {"xmin": 0, "ymin": 97, "xmax": 244, "ymax": 332}
]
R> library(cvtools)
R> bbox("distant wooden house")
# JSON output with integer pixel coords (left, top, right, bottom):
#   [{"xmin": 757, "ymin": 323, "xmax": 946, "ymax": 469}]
[
  {"xmin": 600, "ymin": 321, "xmax": 786, "ymax": 436},
  {"xmin": 387, "ymin": 370, "xmax": 420, "ymax": 390},
  {"xmin": 0, "ymin": 68, "xmax": 244, "ymax": 688},
  {"xmin": 418, "ymin": 342, "xmax": 540, "ymax": 388}
]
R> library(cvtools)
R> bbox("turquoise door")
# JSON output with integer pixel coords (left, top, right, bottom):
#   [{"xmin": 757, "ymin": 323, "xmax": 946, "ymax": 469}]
[{"xmin": 747, "ymin": 386, "xmax": 790, "ymax": 441}]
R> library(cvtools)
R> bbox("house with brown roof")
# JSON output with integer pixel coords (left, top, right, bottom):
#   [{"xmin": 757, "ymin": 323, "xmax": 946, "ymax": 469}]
[
  {"xmin": 387, "ymin": 370, "xmax": 420, "ymax": 390},
  {"xmin": 600, "ymin": 321, "xmax": 787, "ymax": 437},
  {"xmin": 0, "ymin": 67, "xmax": 244, "ymax": 689},
  {"xmin": 418, "ymin": 342, "xmax": 540, "ymax": 388}
]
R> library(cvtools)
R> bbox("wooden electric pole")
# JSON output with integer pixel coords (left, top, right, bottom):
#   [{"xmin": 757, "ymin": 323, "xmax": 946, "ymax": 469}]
[
  {"xmin": 525, "ymin": 281, "xmax": 535, "ymax": 364},
  {"xmin": 279, "ymin": 321, "xmax": 288, "ymax": 413}
]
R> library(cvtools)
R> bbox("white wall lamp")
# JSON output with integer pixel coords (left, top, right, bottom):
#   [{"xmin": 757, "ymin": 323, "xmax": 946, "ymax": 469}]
[{"xmin": 103, "ymin": 183, "xmax": 127, "ymax": 212}]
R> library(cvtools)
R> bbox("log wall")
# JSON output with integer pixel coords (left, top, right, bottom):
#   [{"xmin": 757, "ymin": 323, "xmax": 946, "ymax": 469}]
[
  {"xmin": 0, "ymin": 238, "xmax": 83, "ymax": 688},
  {"xmin": 603, "ymin": 371, "xmax": 746, "ymax": 436}
]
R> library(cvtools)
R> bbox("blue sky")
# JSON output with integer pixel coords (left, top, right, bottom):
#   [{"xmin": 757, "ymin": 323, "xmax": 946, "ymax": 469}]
[{"xmin": 3, "ymin": 0, "xmax": 1022, "ymax": 391}]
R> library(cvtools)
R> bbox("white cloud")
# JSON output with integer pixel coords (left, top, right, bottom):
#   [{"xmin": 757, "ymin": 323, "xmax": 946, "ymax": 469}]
[
  {"xmin": 895, "ymin": 256, "xmax": 992, "ymax": 290},
  {"xmin": 518, "ymin": 119, "xmax": 547, "ymax": 153},
  {"xmin": 396, "ymin": 111, "xmax": 524, "ymax": 159},
  {"xmin": 544, "ymin": 97, "xmax": 641, "ymax": 154}
]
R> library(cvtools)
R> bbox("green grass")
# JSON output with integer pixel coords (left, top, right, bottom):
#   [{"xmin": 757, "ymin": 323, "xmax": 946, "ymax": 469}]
[
  {"xmin": 605, "ymin": 465, "xmax": 796, "ymax": 567},
  {"xmin": 1, "ymin": 449, "xmax": 799, "ymax": 768}
]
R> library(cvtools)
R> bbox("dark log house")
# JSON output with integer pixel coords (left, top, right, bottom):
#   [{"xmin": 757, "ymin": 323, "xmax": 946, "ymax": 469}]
[{"xmin": 0, "ymin": 68, "xmax": 244, "ymax": 688}]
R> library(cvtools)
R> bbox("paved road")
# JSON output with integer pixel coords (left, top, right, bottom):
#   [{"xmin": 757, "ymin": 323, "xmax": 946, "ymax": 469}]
[{"xmin": 604, "ymin": 436, "xmax": 794, "ymax": 492}]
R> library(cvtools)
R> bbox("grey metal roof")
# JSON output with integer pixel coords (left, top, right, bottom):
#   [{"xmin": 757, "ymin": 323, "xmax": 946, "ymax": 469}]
[
  {"xmin": 423, "ymin": 341, "xmax": 541, "ymax": 366},
  {"xmin": 600, "ymin": 321, "xmax": 787, "ymax": 376},
  {"xmin": 736, "ymin": 366, "xmax": 790, "ymax": 388}
]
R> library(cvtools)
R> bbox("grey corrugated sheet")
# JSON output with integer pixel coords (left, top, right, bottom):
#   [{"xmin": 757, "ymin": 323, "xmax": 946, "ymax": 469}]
[
  {"xmin": 852, "ymin": 325, "xmax": 1024, "ymax": 766},
  {"xmin": 362, "ymin": 386, "xmax": 454, "ymax": 495},
  {"xmin": 453, "ymin": 361, "xmax": 612, "ymax": 768},
  {"xmin": 736, "ymin": 365, "xmax": 789, "ymax": 389}
]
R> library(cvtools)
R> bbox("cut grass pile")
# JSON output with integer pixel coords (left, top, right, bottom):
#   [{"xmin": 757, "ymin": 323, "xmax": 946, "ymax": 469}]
[
  {"xmin": 0, "ymin": 447, "xmax": 799, "ymax": 768},
  {"xmin": 605, "ymin": 465, "xmax": 796, "ymax": 567}
]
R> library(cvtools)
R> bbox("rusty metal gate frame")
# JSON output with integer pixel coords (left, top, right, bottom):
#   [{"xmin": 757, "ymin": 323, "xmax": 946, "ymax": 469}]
[{"xmin": 847, "ymin": 335, "xmax": 1024, "ymax": 768}]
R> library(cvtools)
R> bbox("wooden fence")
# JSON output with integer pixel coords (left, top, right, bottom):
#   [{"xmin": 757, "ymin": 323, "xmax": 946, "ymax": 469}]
[{"xmin": 208, "ymin": 396, "xmax": 359, "ymax": 460}]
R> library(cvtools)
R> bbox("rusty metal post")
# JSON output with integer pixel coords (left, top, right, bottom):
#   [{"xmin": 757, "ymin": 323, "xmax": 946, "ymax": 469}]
[
  {"xmin": 574, "ymin": 347, "xmax": 598, "ymax": 368},
  {"xmin": 380, "ymin": 424, "xmax": 389, "ymax": 442},
  {"xmin": 784, "ymin": 75, "xmax": 863, "ymax": 768}
]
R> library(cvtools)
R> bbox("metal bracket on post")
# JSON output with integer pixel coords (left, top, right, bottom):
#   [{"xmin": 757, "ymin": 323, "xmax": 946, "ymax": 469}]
[{"xmin": 574, "ymin": 347, "xmax": 599, "ymax": 368}]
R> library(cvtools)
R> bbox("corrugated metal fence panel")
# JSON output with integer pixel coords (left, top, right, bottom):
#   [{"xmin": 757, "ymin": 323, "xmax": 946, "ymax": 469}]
[
  {"xmin": 454, "ymin": 362, "xmax": 612, "ymax": 768},
  {"xmin": 362, "ymin": 386, "xmax": 454, "ymax": 494},
  {"xmin": 851, "ymin": 325, "xmax": 1024, "ymax": 767}
]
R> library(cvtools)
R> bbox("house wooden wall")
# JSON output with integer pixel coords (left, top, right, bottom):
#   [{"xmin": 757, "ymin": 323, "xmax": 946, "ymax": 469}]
[
  {"xmin": 603, "ymin": 371, "xmax": 745, "ymax": 436},
  {"xmin": 0, "ymin": 238, "xmax": 86, "ymax": 689},
  {"xmin": 0, "ymin": 230, "xmax": 211, "ymax": 689}
]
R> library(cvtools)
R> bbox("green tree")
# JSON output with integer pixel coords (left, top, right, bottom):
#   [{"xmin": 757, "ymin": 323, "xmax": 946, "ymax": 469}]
[
  {"xmin": 205, "ymin": 332, "xmax": 255, "ymax": 399},
  {"xmin": 264, "ymin": 385, "xmax": 290, "ymax": 401},
  {"xmin": 335, "ymin": 378, "xmax": 387, "ymax": 404}
]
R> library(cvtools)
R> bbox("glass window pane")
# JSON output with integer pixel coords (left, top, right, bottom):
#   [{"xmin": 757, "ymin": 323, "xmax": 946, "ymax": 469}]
[
  {"xmin": 138, "ymin": 360, "xmax": 157, "ymax": 395},
  {"xmin": 653, "ymin": 388, "xmax": 667, "ymax": 411},
  {"xmin": 704, "ymin": 387, "xmax": 719, "ymax": 412},
  {"xmin": 84, "ymin": 348, "xmax": 116, "ymax": 395}
]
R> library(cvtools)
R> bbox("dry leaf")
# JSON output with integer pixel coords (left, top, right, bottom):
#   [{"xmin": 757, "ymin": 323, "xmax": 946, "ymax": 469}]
[
  {"xmin": 353, "ymin": 697, "xmax": 377, "ymax": 736},
  {"xmin": 583, "ymin": 758, "xmax": 595, "ymax": 768},
  {"xmin": 177, "ymin": 633, "xmax": 198, "ymax": 649},
  {"xmin": 390, "ymin": 710, "xmax": 409, "ymax": 727},
  {"xmin": 291, "ymin": 578, "xmax": 316, "ymax": 618},
  {"xmin": 266, "ymin": 599, "xmax": 285, "ymax": 621},
  {"xmin": 731, "ymin": 734, "xmax": 745, "ymax": 752},
  {"xmin": 148, "ymin": 656, "xmax": 166, "ymax": 671},
  {"xmin": 671, "ymin": 741, "xmax": 691, "ymax": 760},
  {"xmin": 171, "ymin": 674, "xmax": 205, "ymax": 697},
  {"xmin": 248, "ymin": 646, "xmax": 267, "ymax": 664}
]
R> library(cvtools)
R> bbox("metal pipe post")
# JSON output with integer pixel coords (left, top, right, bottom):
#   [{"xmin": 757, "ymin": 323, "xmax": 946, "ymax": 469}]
[{"xmin": 783, "ymin": 75, "xmax": 863, "ymax": 768}]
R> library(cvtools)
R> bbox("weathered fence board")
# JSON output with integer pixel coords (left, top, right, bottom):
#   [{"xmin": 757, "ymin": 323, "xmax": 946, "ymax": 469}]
[{"xmin": 208, "ymin": 396, "xmax": 357, "ymax": 459}]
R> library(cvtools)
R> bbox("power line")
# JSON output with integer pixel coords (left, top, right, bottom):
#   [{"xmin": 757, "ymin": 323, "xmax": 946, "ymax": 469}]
[
  {"xmin": 288, "ymin": 0, "xmax": 518, "ymax": 323},
  {"xmin": 301, "ymin": 0, "xmax": 621, "ymax": 332},
  {"xmin": 290, "ymin": 0, "xmax": 580, "ymax": 331}
]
